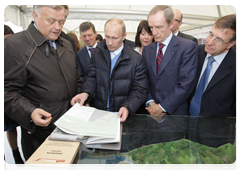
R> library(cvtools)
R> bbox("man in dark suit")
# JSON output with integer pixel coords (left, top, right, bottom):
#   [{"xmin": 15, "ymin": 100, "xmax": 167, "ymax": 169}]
[
  {"xmin": 142, "ymin": 5, "xmax": 198, "ymax": 116},
  {"xmin": 189, "ymin": 14, "xmax": 236, "ymax": 117},
  {"xmin": 76, "ymin": 22, "xmax": 97, "ymax": 80},
  {"xmin": 172, "ymin": 9, "xmax": 198, "ymax": 44}
]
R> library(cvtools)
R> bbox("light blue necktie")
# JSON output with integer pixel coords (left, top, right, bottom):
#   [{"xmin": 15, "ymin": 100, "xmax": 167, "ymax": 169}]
[
  {"xmin": 189, "ymin": 56, "xmax": 215, "ymax": 117},
  {"xmin": 47, "ymin": 40, "xmax": 56, "ymax": 50}
]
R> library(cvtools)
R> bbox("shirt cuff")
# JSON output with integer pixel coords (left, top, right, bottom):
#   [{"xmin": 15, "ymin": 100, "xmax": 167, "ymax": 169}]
[{"xmin": 159, "ymin": 104, "xmax": 166, "ymax": 112}]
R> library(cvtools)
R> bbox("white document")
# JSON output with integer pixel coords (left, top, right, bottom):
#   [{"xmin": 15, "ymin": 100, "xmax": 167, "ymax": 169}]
[
  {"xmin": 86, "ymin": 118, "xmax": 120, "ymax": 144},
  {"xmin": 54, "ymin": 103, "xmax": 119, "ymax": 138}
]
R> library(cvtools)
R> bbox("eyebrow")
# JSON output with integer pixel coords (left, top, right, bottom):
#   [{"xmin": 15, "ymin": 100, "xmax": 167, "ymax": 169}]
[
  {"xmin": 47, "ymin": 17, "xmax": 65, "ymax": 22},
  {"xmin": 210, "ymin": 31, "xmax": 224, "ymax": 42}
]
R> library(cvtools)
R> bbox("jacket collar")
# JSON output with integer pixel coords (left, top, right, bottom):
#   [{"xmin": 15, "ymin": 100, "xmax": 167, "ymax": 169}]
[
  {"xmin": 27, "ymin": 21, "xmax": 62, "ymax": 47},
  {"xmin": 97, "ymin": 39, "xmax": 130, "ymax": 60}
]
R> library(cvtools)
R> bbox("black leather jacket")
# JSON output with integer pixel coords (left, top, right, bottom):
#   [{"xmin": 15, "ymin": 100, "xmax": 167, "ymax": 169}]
[{"xmin": 80, "ymin": 39, "xmax": 148, "ymax": 114}]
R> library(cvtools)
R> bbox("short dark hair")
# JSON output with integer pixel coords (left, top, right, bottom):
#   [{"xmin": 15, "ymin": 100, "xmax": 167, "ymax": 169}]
[
  {"xmin": 96, "ymin": 34, "xmax": 103, "ymax": 41},
  {"xmin": 79, "ymin": 21, "xmax": 96, "ymax": 34},
  {"xmin": 4, "ymin": 25, "xmax": 14, "ymax": 35},
  {"xmin": 135, "ymin": 20, "xmax": 153, "ymax": 47},
  {"xmin": 214, "ymin": 14, "xmax": 236, "ymax": 42}
]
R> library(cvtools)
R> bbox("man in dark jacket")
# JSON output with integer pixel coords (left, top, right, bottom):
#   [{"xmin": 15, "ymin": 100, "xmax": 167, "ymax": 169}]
[
  {"xmin": 171, "ymin": 9, "xmax": 198, "ymax": 44},
  {"xmin": 71, "ymin": 18, "xmax": 148, "ymax": 122},
  {"xmin": 4, "ymin": 5, "xmax": 81, "ymax": 160}
]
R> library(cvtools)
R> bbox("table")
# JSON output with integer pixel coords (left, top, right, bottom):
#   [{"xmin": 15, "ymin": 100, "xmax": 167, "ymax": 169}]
[{"xmin": 77, "ymin": 114, "xmax": 236, "ymax": 164}]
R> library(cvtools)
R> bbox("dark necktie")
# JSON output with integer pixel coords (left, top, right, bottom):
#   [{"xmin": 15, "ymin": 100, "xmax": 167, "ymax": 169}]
[
  {"xmin": 189, "ymin": 56, "xmax": 215, "ymax": 117},
  {"xmin": 156, "ymin": 43, "xmax": 164, "ymax": 72},
  {"xmin": 89, "ymin": 48, "xmax": 94, "ymax": 53}
]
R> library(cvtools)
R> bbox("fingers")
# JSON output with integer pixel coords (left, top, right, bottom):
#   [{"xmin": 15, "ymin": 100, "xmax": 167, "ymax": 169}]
[
  {"xmin": 118, "ymin": 107, "xmax": 129, "ymax": 122},
  {"xmin": 70, "ymin": 95, "xmax": 79, "ymax": 106},
  {"xmin": 31, "ymin": 108, "xmax": 52, "ymax": 127},
  {"xmin": 70, "ymin": 93, "xmax": 88, "ymax": 106}
]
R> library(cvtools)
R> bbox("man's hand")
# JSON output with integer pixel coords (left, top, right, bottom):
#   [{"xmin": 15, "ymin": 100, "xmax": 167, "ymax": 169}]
[
  {"xmin": 145, "ymin": 102, "xmax": 166, "ymax": 116},
  {"xmin": 70, "ymin": 92, "xmax": 89, "ymax": 106},
  {"xmin": 31, "ymin": 108, "xmax": 52, "ymax": 127},
  {"xmin": 118, "ymin": 107, "xmax": 129, "ymax": 122}
]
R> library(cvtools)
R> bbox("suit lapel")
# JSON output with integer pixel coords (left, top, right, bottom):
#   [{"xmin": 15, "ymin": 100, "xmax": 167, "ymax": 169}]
[
  {"xmin": 157, "ymin": 36, "xmax": 178, "ymax": 76},
  {"xmin": 177, "ymin": 31, "xmax": 183, "ymax": 38},
  {"xmin": 150, "ymin": 42, "xmax": 157, "ymax": 77},
  {"xmin": 205, "ymin": 49, "xmax": 235, "ymax": 92},
  {"xmin": 82, "ymin": 47, "xmax": 91, "ymax": 63}
]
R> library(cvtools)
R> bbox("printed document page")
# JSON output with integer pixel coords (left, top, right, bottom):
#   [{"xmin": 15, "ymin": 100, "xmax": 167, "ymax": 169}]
[{"xmin": 54, "ymin": 103, "xmax": 118, "ymax": 138}]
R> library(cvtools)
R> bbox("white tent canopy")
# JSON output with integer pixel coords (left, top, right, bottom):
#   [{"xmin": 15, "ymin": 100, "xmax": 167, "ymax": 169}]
[{"xmin": 4, "ymin": 5, "xmax": 236, "ymax": 41}]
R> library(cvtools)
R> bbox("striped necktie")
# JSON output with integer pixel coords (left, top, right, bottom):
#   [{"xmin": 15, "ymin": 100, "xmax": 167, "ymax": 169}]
[{"xmin": 157, "ymin": 43, "xmax": 164, "ymax": 72}]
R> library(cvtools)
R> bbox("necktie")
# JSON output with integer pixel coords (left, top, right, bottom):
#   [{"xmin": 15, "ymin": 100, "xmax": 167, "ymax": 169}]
[
  {"xmin": 189, "ymin": 56, "xmax": 215, "ymax": 117},
  {"xmin": 47, "ymin": 40, "xmax": 56, "ymax": 50},
  {"xmin": 156, "ymin": 43, "xmax": 164, "ymax": 72},
  {"xmin": 89, "ymin": 48, "xmax": 94, "ymax": 53}
]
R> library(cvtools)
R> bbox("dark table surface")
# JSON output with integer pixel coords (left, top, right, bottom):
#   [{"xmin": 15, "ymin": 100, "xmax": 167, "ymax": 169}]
[{"xmin": 77, "ymin": 114, "xmax": 236, "ymax": 164}]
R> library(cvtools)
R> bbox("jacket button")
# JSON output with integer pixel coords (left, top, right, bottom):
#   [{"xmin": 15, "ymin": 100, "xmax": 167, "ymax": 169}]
[{"xmin": 156, "ymin": 90, "xmax": 159, "ymax": 93}]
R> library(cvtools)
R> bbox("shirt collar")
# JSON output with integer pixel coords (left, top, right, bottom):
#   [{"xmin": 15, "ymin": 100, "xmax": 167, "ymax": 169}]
[
  {"xmin": 157, "ymin": 32, "xmax": 173, "ymax": 47},
  {"xmin": 206, "ymin": 50, "xmax": 228, "ymax": 65},
  {"xmin": 174, "ymin": 31, "xmax": 179, "ymax": 36},
  {"xmin": 86, "ymin": 42, "xmax": 97, "ymax": 50},
  {"xmin": 111, "ymin": 43, "xmax": 124, "ymax": 56}
]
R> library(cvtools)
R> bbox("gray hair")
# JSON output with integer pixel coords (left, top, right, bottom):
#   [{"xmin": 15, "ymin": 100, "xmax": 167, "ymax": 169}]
[
  {"xmin": 148, "ymin": 5, "xmax": 174, "ymax": 25},
  {"xmin": 33, "ymin": 5, "xmax": 65, "ymax": 16}
]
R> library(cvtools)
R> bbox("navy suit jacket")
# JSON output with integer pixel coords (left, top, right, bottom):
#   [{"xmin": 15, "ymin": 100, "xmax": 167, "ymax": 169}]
[
  {"xmin": 76, "ymin": 46, "xmax": 91, "ymax": 80},
  {"xmin": 142, "ymin": 35, "xmax": 198, "ymax": 115},
  {"xmin": 193, "ymin": 45, "xmax": 236, "ymax": 117}
]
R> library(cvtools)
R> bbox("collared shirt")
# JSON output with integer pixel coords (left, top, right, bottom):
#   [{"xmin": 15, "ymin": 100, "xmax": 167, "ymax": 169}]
[
  {"xmin": 33, "ymin": 22, "xmax": 57, "ymax": 49},
  {"xmin": 86, "ymin": 42, "xmax": 97, "ymax": 57},
  {"xmin": 174, "ymin": 31, "xmax": 179, "ymax": 36},
  {"xmin": 147, "ymin": 33, "xmax": 173, "ymax": 113},
  {"xmin": 198, "ymin": 51, "xmax": 228, "ymax": 88},
  {"xmin": 155, "ymin": 32, "xmax": 173, "ymax": 58},
  {"xmin": 110, "ymin": 43, "xmax": 124, "ymax": 60}
]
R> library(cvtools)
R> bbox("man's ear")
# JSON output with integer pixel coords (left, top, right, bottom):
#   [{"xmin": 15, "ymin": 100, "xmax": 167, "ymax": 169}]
[
  {"xmin": 32, "ymin": 11, "xmax": 38, "ymax": 22},
  {"xmin": 227, "ymin": 40, "xmax": 236, "ymax": 50}
]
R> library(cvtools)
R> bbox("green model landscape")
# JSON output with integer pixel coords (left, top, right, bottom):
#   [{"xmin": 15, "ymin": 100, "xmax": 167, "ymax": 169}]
[{"xmin": 119, "ymin": 139, "xmax": 236, "ymax": 164}]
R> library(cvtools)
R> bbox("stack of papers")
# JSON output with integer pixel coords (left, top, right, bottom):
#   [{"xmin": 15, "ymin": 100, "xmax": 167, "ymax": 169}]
[{"xmin": 51, "ymin": 103, "xmax": 122, "ymax": 150}]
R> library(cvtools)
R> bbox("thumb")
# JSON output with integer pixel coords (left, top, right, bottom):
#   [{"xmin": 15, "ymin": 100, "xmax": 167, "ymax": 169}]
[{"xmin": 40, "ymin": 109, "xmax": 52, "ymax": 118}]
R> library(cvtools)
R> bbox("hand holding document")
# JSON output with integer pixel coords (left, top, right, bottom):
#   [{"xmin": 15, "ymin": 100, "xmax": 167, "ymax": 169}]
[{"xmin": 53, "ymin": 103, "xmax": 121, "ymax": 149}]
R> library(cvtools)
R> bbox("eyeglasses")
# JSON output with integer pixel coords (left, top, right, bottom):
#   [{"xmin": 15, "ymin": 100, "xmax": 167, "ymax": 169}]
[
  {"xmin": 207, "ymin": 32, "xmax": 230, "ymax": 45},
  {"xmin": 174, "ymin": 19, "xmax": 181, "ymax": 22}
]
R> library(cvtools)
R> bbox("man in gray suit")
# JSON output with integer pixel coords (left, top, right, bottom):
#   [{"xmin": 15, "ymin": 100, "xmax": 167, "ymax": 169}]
[
  {"xmin": 172, "ymin": 9, "xmax": 198, "ymax": 44},
  {"xmin": 76, "ymin": 22, "xmax": 97, "ymax": 80}
]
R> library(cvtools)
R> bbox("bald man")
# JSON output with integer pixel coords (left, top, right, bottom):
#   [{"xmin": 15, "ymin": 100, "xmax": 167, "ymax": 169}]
[{"xmin": 172, "ymin": 9, "xmax": 198, "ymax": 44}]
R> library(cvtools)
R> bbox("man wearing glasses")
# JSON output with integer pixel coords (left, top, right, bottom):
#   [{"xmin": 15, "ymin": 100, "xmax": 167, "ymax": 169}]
[
  {"xmin": 189, "ymin": 14, "xmax": 236, "ymax": 117},
  {"xmin": 171, "ymin": 9, "xmax": 198, "ymax": 44}
]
